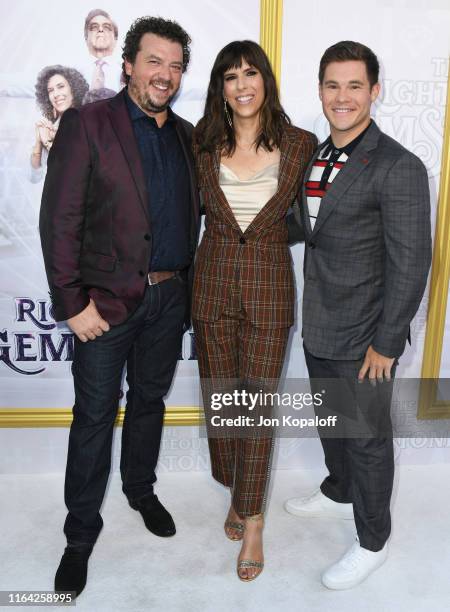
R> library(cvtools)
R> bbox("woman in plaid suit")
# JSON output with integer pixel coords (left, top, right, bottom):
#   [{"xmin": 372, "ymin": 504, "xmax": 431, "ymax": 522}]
[{"xmin": 192, "ymin": 40, "xmax": 317, "ymax": 581}]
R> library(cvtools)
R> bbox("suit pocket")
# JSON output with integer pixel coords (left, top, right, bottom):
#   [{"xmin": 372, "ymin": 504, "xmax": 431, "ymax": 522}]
[
  {"xmin": 81, "ymin": 251, "xmax": 117, "ymax": 272},
  {"xmin": 257, "ymin": 245, "xmax": 292, "ymax": 265}
]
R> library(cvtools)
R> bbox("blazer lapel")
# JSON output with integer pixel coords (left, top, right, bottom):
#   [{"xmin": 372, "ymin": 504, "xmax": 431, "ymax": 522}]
[
  {"xmin": 174, "ymin": 117, "xmax": 200, "ymax": 222},
  {"xmin": 204, "ymin": 127, "xmax": 314, "ymax": 235},
  {"xmin": 205, "ymin": 148, "xmax": 243, "ymax": 232},
  {"xmin": 311, "ymin": 122, "xmax": 381, "ymax": 236},
  {"xmin": 299, "ymin": 146, "xmax": 322, "ymax": 237},
  {"xmin": 245, "ymin": 128, "xmax": 304, "ymax": 234},
  {"xmin": 107, "ymin": 91, "xmax": 150, "ymax": 225}
]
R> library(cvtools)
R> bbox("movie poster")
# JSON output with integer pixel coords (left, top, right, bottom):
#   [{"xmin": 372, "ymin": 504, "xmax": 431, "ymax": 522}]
[{"xmin": 0, "ymin": 0, "xmax": 259, "ymax": 412}]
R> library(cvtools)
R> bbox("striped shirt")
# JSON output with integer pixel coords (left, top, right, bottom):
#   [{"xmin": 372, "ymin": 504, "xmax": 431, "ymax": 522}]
[{"xmin": 306, "ymin": 123, "xmax": 371, "ymax": 229}]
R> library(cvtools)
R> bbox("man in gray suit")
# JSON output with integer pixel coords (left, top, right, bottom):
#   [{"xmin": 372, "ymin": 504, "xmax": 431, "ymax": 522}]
[{"xmin": 285, "ymin": 41, "xmax": 432, "ymax": 589}]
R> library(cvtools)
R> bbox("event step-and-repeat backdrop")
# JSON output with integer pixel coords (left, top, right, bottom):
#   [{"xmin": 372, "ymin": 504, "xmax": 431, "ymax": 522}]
[
  {"xmin": 1, "ymin": 1, "xmax": 450, "ymax": 472},
  {"xmin": 0, "ymin": 0, "xmax": 260, "ymax": 413}
]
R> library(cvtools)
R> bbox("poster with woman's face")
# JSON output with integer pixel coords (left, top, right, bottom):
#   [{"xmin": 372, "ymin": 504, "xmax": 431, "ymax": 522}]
[{"xmin": 0, "ymin": 1, "xmax": 259, "ymax": 411}]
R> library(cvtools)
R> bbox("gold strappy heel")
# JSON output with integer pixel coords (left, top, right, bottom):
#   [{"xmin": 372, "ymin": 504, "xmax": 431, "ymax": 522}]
[
  {"xmin": 237, "ymin": 513, "xmax": 264, "ymax": 581},
  {"xmin": 224, "ymin": 520, "xmax": 244, "ymax": 541},
  {"xmin": 224, "ymin": 507, "xmax": 244, "ymax": 541}
]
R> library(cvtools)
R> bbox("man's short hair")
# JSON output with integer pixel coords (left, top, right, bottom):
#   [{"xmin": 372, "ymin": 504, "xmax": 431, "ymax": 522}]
[
  {"xmin": 122, "ymin": 16, "xmax": 191, "ymax": 83},
  {"xmin": 84, "ymin": 9, "xmax": 118, "ymax": 40},
  {"xmin": 319, "ymin": 41, "xmax": 380, "ymax": 88}
]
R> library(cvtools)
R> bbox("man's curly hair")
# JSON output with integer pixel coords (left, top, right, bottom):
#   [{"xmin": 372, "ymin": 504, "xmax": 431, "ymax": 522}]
[
  {"xmin": 35, "ymin": 65, "xmax": 89, "ymax": 121},
  {"xmin": 122, "ymin": 16, "xmax": 191, "ymax": 83}
]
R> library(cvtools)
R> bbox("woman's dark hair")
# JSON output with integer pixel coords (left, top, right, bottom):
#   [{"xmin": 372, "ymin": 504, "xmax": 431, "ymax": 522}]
[
  {"xmin": 35, "ymin": 65, "xmax": 89, "ymax": 121},
  {"xmin": 122, "ymin": 16, "xmax": 191, "ymax": 84},
  {"xmin": 194, "ymin": 40, "xmax": 290, "ymax": 155},
  {"xmin": 319, "ymin": 41, "xmax": 379, "ymax": 87}
]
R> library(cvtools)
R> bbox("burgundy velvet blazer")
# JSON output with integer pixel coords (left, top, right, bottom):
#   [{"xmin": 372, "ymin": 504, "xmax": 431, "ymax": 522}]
[{"xmin": 39, "ymin": 89, "xmax": 200, "ymax": 326}]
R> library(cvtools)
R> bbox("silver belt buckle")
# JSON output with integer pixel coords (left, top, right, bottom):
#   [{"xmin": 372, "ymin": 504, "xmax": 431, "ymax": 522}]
[{"xmin": 147, "ymin": 273, "xmax": 154, "ymax": 286}]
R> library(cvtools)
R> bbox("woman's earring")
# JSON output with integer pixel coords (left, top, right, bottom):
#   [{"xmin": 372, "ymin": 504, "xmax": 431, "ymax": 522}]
[{"xmin": 223, "ymin": 97, "xmax": 233, "ymax": 128}]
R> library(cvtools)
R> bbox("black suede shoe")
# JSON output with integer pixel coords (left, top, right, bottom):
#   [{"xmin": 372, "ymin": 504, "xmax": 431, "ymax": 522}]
[
  {"xmin": 54, "ymin": 543, "xmax": 93, "ymax": 598},
  {"xmin": 129, "ymin": 494, "xmax": 176, "ymax": 537}
]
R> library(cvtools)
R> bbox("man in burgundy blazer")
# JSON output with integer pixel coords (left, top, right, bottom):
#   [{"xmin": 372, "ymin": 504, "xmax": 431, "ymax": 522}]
[{"xmin": 39, "ymin": 17, "xmax": 199, "ymax": 597}]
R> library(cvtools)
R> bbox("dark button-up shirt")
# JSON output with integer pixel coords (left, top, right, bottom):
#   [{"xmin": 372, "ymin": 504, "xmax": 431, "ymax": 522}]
[{"xmin": 125, "ymin": 89, "xmax": 191, "ymax": 271}]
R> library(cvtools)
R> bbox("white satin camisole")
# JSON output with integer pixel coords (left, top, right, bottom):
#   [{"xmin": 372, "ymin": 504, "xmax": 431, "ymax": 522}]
[{"xmin": 219, "ymin": 162, "xmax": 279, "ymax": 232}]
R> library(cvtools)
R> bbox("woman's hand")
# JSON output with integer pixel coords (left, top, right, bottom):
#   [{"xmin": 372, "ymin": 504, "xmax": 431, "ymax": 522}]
[
  {"xmin": 35, "ymin": 117, "xmax": 57, "ymax": 151},
  {"xmin": 31, "ymin": 120, "xmax": 47, "ymax": 168}
]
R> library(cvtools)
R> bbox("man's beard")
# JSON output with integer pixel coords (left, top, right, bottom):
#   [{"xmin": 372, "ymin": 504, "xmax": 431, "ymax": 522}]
[{"xmin": 129, "ymin": 79, "xmax": 177, "ymax": 114}]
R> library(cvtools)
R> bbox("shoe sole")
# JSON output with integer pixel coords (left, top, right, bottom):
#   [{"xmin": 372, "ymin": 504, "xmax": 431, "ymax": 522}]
[
  {"xmin": 321, "ymin": 555, "xmax": 387, "ymax": 590},
  {"xmin": 143, "ymin": 525, "xmax": 176, "ymax": 537},
  {"xmin": 284, "ymin": 503, "xmax": 353, "ymax": 520},
  {"xmin": 130, "ymin": 504, "xmax": 176, "ymax": 537}
]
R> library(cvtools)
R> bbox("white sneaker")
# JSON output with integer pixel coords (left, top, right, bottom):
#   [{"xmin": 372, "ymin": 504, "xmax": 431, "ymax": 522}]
[
  {"xmin": 284, "ymin": 489, "xmax": 353, "ymax": 519},
  {"xmin": 321, "ymin": 540, "xmax": 388, "ymax": 590}
]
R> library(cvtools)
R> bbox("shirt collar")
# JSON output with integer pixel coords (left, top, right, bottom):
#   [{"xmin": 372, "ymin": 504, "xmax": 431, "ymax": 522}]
[
  {"xmin": 124, "ymin": 88, "xmax": 176, "ymax": 126},
  {"xmin": 323, "ymin": 119, "xmax": 372, "ymax": 158},
  {"xmin": 90, "ymin": 55, "xmax": 111, "ymax": 66}
]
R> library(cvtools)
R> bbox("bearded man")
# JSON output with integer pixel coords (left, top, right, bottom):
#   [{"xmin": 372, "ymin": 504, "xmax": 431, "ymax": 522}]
[{"xmin": 39, "ymin": 16, "xmax": 200, "ymax": 597}]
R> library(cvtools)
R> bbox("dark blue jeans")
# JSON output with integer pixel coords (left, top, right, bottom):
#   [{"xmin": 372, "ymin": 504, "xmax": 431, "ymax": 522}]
[{"xmin": 64, "ymin": 276, "xmax": 187, "ymax": 545}]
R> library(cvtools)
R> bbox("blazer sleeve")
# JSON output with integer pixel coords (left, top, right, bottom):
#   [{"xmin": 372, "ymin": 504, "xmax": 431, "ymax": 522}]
[
  {"xmin": 191, "ymin": 139, "xmax": 206, "ymax": 216},
  {"xmin": 287, "ymin": 131, "xmax": 318, "ymax": 245},
  {"xmin": 39, "ymin": 108, "xmax": 91, "ymax": 322},
  {"xmin": 286, "ymin": 202, "xmax": 305, "ymax": 244},
  {"xmin": 371, "ymin": 151, "xmax": 432, "ymax": 358}
]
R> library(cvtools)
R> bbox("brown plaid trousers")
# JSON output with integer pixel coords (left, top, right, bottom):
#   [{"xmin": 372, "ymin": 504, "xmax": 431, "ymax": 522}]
[{"xmin": 193, "ymin": 125, "xmax": 317, "ymax": 516}]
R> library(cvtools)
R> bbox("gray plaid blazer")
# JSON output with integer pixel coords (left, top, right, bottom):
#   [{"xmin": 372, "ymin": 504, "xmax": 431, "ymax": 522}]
[{"xmin": 288, "ymin": 121, "xmax": 432, "ymax": 359}]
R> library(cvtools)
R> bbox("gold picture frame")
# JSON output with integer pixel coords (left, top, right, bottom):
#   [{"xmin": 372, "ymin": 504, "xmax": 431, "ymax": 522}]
[{"xmin": 419, "ymin": 70, "xmax": 450, "ymax": 419}]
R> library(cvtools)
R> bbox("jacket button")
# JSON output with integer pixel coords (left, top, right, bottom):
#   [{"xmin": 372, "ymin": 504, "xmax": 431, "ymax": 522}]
[
  {"xmin": 239, "ymin": 237, "xmax": 246, "ymax": 244},
  {"xmin": 144, "ymin": 234, "xmax": 151, "ymax": 241},
  {"xmin": 138, "ymin": 270, "xmax": 145, "ymax": 277},
  {"xmin": 309, "ymin": 242, "xmax": 316, "ymax": 249}
]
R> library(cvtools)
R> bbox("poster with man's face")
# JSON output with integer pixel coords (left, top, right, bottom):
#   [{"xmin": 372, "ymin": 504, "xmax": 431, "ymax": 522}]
[{"xmin": 0, "ymin": 1, "xmax": 259, "ymax": 410}]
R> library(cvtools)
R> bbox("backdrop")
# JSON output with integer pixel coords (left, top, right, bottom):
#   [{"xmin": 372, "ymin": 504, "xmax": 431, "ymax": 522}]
[
  {"xmin": 0, "ymin": 0, "xmax": 449, "ymax": 473},
  {"xmin": 0, "ymin": 0, "xmax": 259, "ymax": 413}
]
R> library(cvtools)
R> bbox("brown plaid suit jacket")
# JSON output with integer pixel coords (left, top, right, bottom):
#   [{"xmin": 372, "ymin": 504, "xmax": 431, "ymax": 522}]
[{"xmin": 192, "ymin": 125, "xmax": 317, "ymax": 328}]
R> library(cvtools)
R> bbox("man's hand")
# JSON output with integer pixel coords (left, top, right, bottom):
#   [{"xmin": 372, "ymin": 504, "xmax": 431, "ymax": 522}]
[
  {"xmin": 358, "ymin": 345, "xmax": 395, "ymax": 384},
  {"xmin": 67, "ymin": 299, "xmax": 110, "ymax": 342}
]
